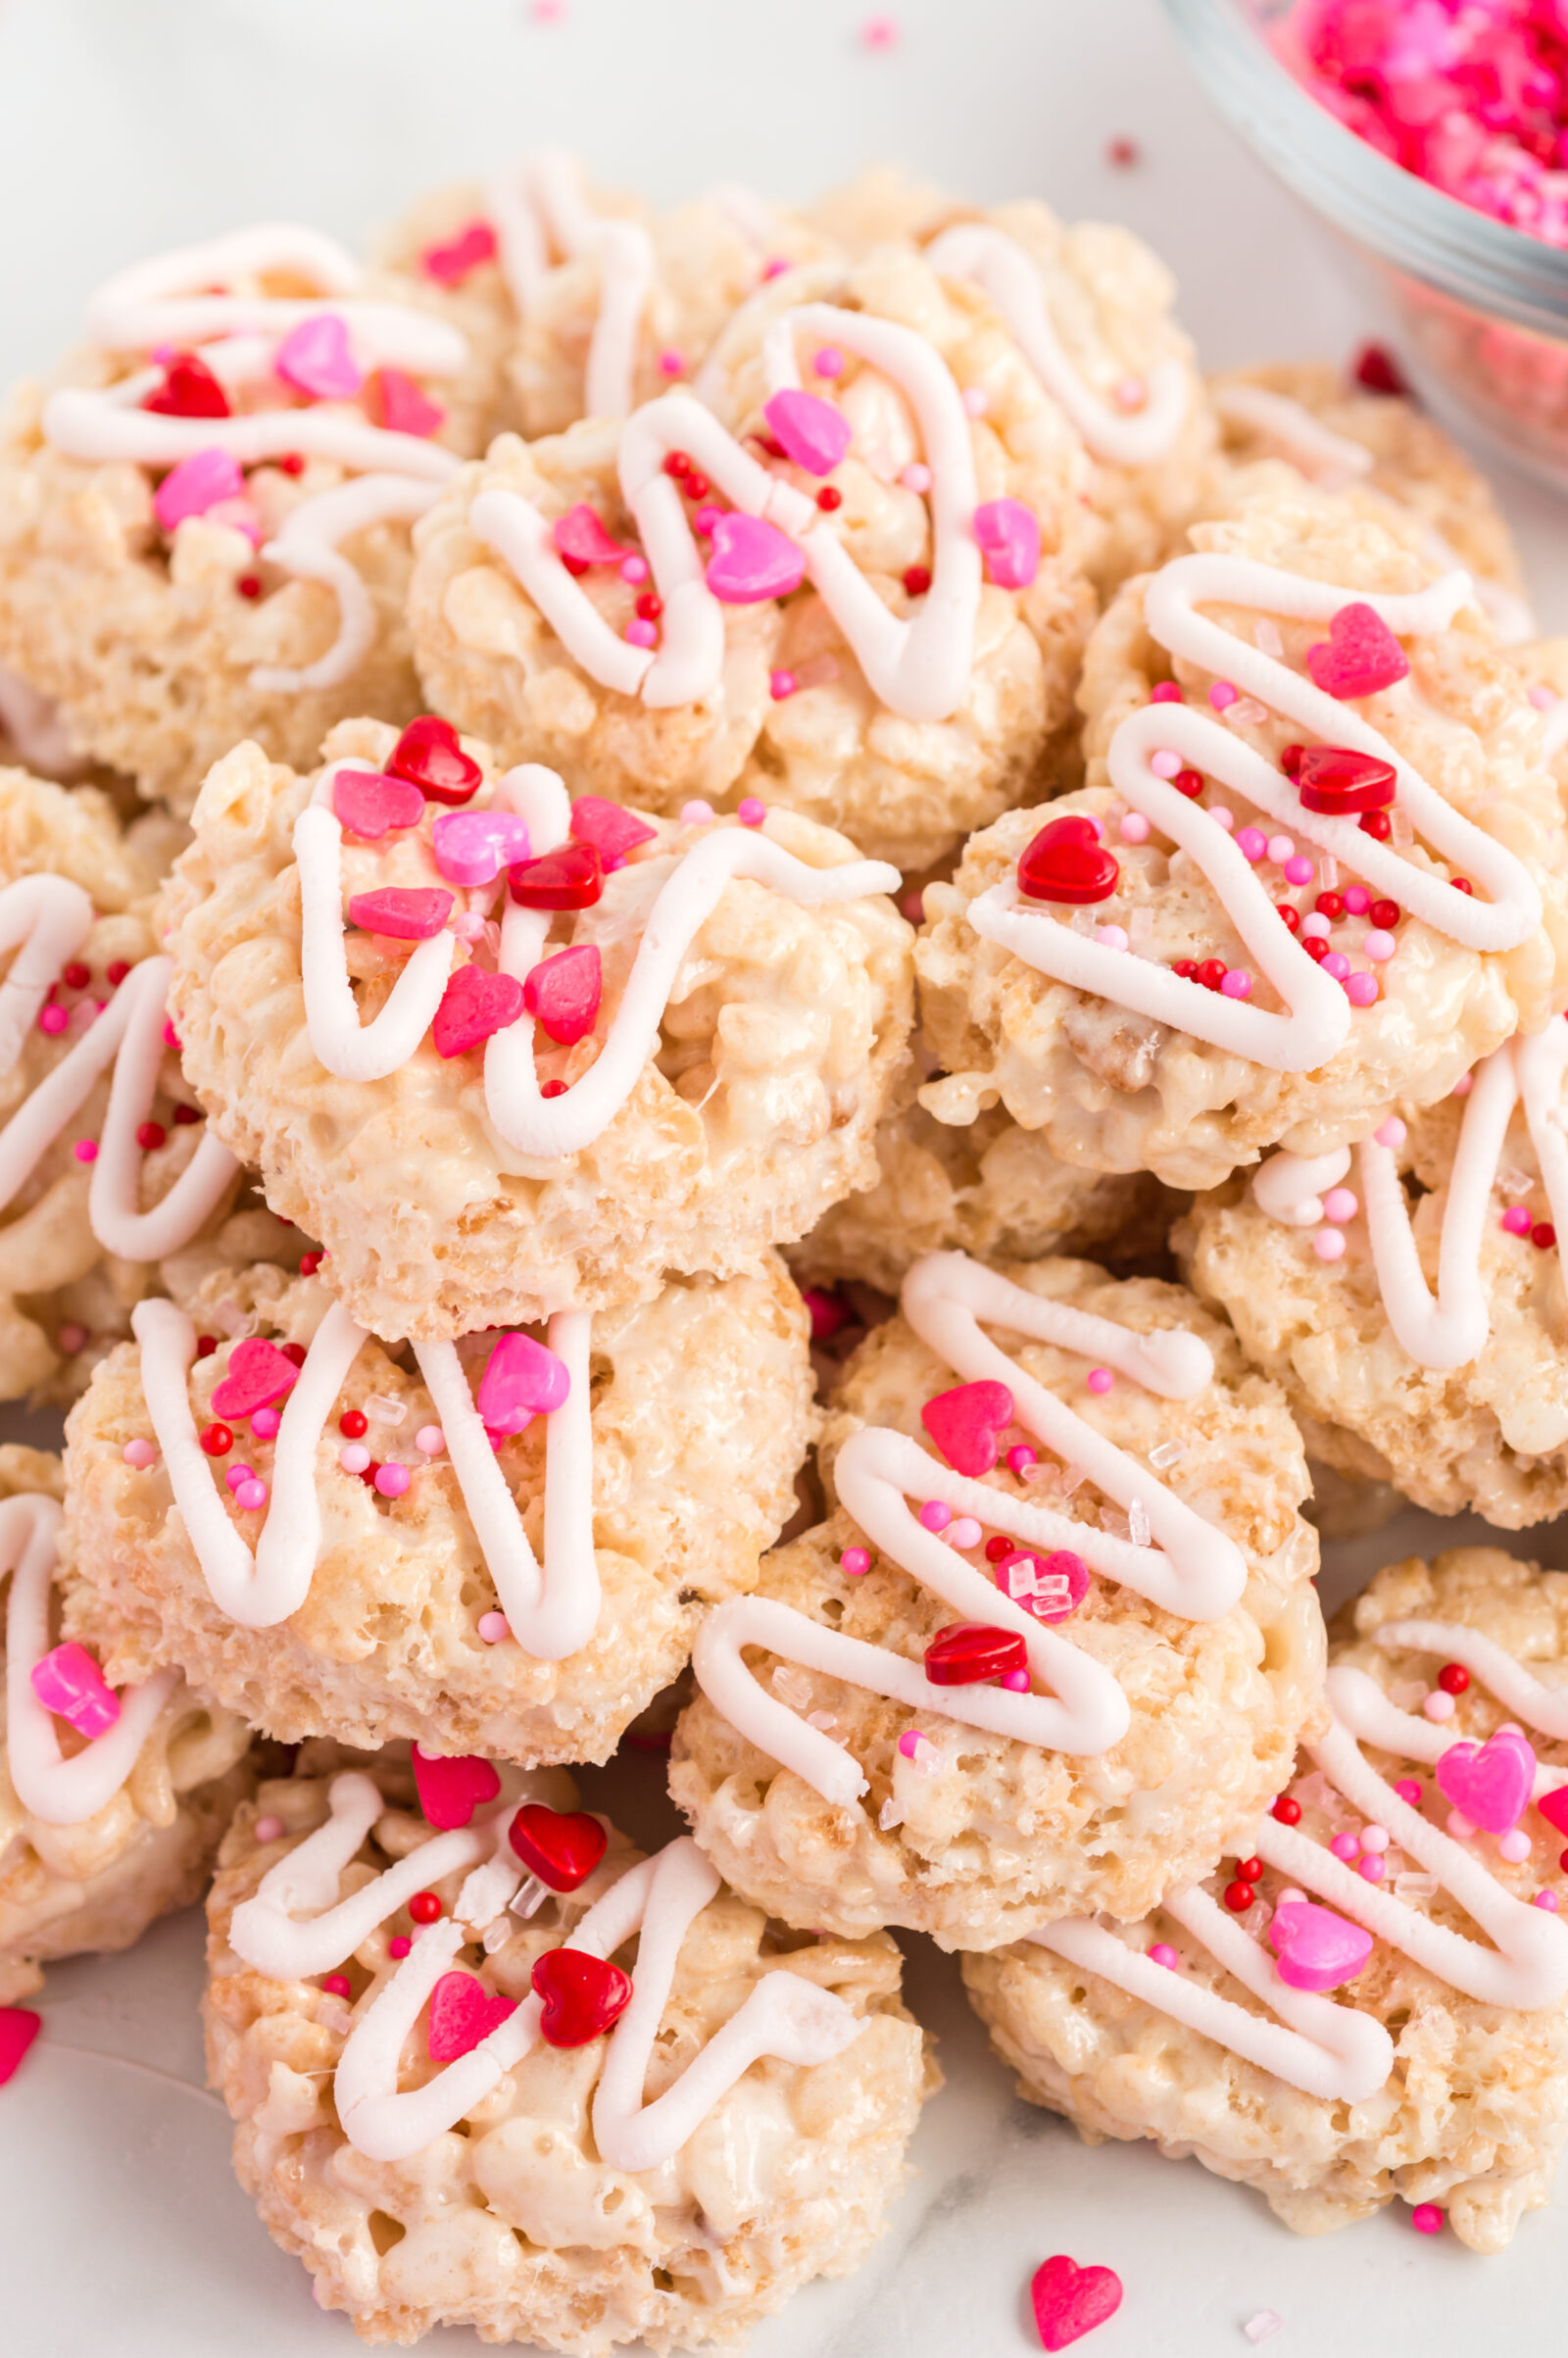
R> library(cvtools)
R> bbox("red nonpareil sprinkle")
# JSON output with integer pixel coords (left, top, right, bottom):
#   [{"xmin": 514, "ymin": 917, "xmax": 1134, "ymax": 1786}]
[
  {"xmin": 1451, "ymin": 876, "xmax": 1474, "ymax": 895},
  {"xmin": 662, "ymin": 450, "xmax": 691, "ymax": 479},
  {"xmin": 340, "ymin": 1410, "xmax": 368, "ymax": 1437},
  {"xmin": 200, "ymin": 1422, "xmax": 232, "ymax": 1457},
  {"xmin": 540, "ymin": 1078, "xmax": 568, "ymax": 1099},
  {"xmin": 684, "ymin": 470, "xmax": 710, "ymax": 502},
  {"xmin": 194, "ymin": 1335, "xmax": 218, "ymax": 1359},
  {"xmin": 1172, "ymin": 958, "xmax": 1198, "ymax": 979},
  {"xmin": 408, "ymin": 1891, "xmax": 443, "ymax": 1924},
  {"xmin": 277, "ymin": 453, "xmax": 305, "ymax": 477},
  {"xmin": 62, "ymin": 960, "xmax": 90, "ymax": 991},
  {"xmin": 105, "ymin": 959, "xmax": 130, "ymax": 986},
  {"xmin": 1271, "ymin": 1794, "xmax": 1302, "ymax": 1825},
  {"xmin": 1314, "ymin": 891, "xmax": 1345, "ymax": 919},
  {"xmin": 1353, "ymin": 343, "xmax": 1410, "ymax": 398},
  {"xmin": 1370, "ymin": 898, "xmax": 1401, "ymax": 929},
  {"xmin": 1223, "ymin": 1879, "xmax": 1255, "ymax": 1912},
  {"xmin": 985, "ymin": 1535, "xmax": 1013, "ymax": 1562},
  {"xmin": 1303, "ymin": 934, "xmax": 1331, "ymax": 963},
  {"xmin": 236, "ymin": 573, "xmax": 262, "ymax": 599},
  {"xmin": 320, "ymin": 1973, "xmax": 351, "ymax": 1998},
  {"xmin": 903, "ymin": 564, "xmax": 932, "ymax": 596},
  {"xmin": 801, "ymin": 1286, "xmax": 851, "ymax": 1341},
  {"xmin": 280, "ymin": 1342, "xmax": 308, "ymax": 1367},
  {"xmin": 1106, "ymin": 134, "xmax": 1141, "ymax": 168},
  {"xmin": 1535, "ymin": 1221, "xmax": 1557, "ymax": 1250},
  {"xmin": 172, "ymin": 1103, "xmax": 202, "ymax": 1124},
  {"xmin": 1438, "ymin": 1662, "xmax": 1470, "ymax": 1695},
  {"xmin": 1359, "ymin": 810, "xmax": 1392, "ymax": 840},
  {"xmin": 299, "ymin": 1251, "xmax": 324, "ymax": 1276},
  {"xmin": 634, "ymin": 592, "xmax": 663, "ymax": 622},
  {"xmin": 1173, "ymin": 767, "xmax": 1204, "ymax": 800},
  {"xmin": 1196, "ymin": 958, "xmax": 1226, "ymax": 991},
  {"xmin": 1236, "ymin": 1855, "xmax": 1264, "ymax": 1884},
  {"xmin": 135, "ymin": 1121, "xmax": 166, "ymax": 1151},
  {"xmin": 1280, "ymin": 742, "xmax": 1304, "ymax": 778},
  {"xmin": 815, "ymin": 483, "xmax": 843, "ymax": 511},
  {"xmin": 1276, "ymin": 902, "xmax": 1301, "ymax": 932}
]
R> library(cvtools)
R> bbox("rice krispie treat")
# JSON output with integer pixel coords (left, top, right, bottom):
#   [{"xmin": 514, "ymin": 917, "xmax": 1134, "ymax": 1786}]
[
  {"xmin": 205, "ymin": 1750, "xmax": 931, "ymax": 2350},
  {"xmin": 1209, "ymin": 362, "xmax": 1534, "ymax": 643},
  {"xmin": 0, "ymin": 1446, "xmax": 252, "ymax": 2006},
  {"xmin": 0, "ymin": 222, "xmax": 491, "ymax": 810},
  {"xmin": 1179, "ymin": 1016, "xmax": 1568, "ymax": 1526},
  {"xmin": 409, "ymin": 247, "xmax": 1099, "ymax": 871},
  {"xmin": 0, "ymin": 763, "xmax": 252, "ymax": 1403},
  {"xmin": 788, "ymin": 1095, "xmax": 1176, "ymax": 1300},
  {"xmin": 162, "ymin": 716, "xmax": 910, "ymax": 1338},
  {"xmin": 964, "ymin": 1547, "xmax": 1568, "ymax": 2253},
  {"xmin": 670, "ymin": 1249, "xmax": 1323, "ymax": 1950},
  {"xmin": 918, "ymin": 484, "xmax": 1568, "ymax": 1189},
  {"xmin": 62, "ymin": 1248, "xmax": 814, "ymax": 1763}
]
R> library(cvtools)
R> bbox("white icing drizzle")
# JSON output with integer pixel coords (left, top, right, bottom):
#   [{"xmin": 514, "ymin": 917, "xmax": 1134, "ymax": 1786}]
[
  {"xmin": 131, "ymin": 1294, "xmax": 598, "ymax": 1654},
  {"xmin": 693, "ymin": 1250, "xmax": 1242, "ymax": 1802},
  {"xmin": 250, "ymin": 474, "xmax": 447, "ymax": 696},
  {"xmin": 924, "ymin": 222, "xmax": 1190, "ymax": 466},
  {"xmin": 1029, "ymin": 1651, "xmax": 1568, "ymax": 2102},
  {"xmin": 2, "ymin": 1490, "xmax": 178, "ymax": 1828},
  {"xmin": 0, "ymin": 873, "xmax": 94, "ymax": 1077},
  {"xmin": 1250, "ymin": 1143, "xmax": 1351, "ymax": 1228},
  {"xmin": 0, "ymin": 667, "xmax": 85, "ymax": 778},
  {"xmin": 43, "ymin": 376, "xmax": 460, "ymax": 485},
  {"xmin": 1371, "ymin": 1616, "xmax": 1568, "ymax": 1742},
  {"xmin": 1210, "ymin": 381, "xmax": 1375, "ymax": 489},
  {"xmin": 487, "ymin": 151, "xmax": 656, "ymax": 421},
  {"xmin": 470, "ymin": 299, "xmax": 984, "ymax": 724}
]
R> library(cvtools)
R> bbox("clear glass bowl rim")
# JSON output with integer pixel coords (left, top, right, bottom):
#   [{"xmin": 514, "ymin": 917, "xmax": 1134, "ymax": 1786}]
[{"xmin": 1162, "ymin": 0, "xmax": 1568, "ymax": 335}]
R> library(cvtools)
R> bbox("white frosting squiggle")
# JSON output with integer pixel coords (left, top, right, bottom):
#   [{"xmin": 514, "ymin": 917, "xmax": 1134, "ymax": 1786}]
[
  {"xmin": 0, "ymin": 874, "xmax": 94, "ymax": 1078},
  {"xmin": 488, "ymin": 151, "xmax": 656, "ymax": 422},
  {"xmin": 3, "ymin": 1491, "xmax": 178, "ymax": 1827},
  {"xmin": 1372, "ymin": 1616, "xmax": 1568, "ymax": 1740},
  {"xmin": 251, "ymin": 474, "xmax": 447, "ymax": 696},
  {"xmin": 1210, "ymin": 381, "xmax": 1375, "ymax": 489},
  {"xmin": 694, "ymin": 1250, "xmax": 1241, "ymax": 1799}
]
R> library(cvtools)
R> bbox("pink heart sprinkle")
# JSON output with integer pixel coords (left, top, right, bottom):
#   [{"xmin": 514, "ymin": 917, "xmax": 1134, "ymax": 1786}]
[
  {"xmin": 1268, "ymin": 1896, "xmax": 1374, "ymax": 1992},
  {"xmin": 203, "ymin": 494, "xmax": 264, "ymax": 547},
  {"xmin": 521, "ymin": 944, "xmax": 602, "ymax": 1045},
  {"xmin": 0, "ymin": 2008, "xmax": 41, "ymax": 2088},
  {"xmin": 210, "ymin": 1336, "xmax": 301, "ymax": 1422},
  {"xmin": 430, "ymin": 964, "xmax": 525, "ymax": 1057},
  {"xmin": 973, "ymin": 497, "xmax": 1041, "ymax": 590},
  {"xmin": 1304, "ymin": 602, "xmax": 1410, "ymax": 699},
  {"xmin": 431, "ymin": 808, "xmax": 533, "ymax": 887},
  {"xmin": 274, "ymin": 312, "xmax": 364, "ymax": 401},
  {"xmin": 333, "ymin": 768, "xmax": 425, "ymax": 839},
  {"xmin": 425, "ymin": 1969, "xmax": 517, "ymax": 2061},
  {"xmin": 553, "ymin": 502, "xmax": 626, "ymax": 565},
  {"xmin": 762, "ymin": 388, "xmax": 853, "ymax": 477},
  {"xmin": 705, "ymin": 512, "xmax": 806, "ymax": 605},
  {"xmin": 476, "ymin": 1331, "xmax": 572, "ymax": 1435},
  {"xmin": 920, "ymin": 1380, "xmax": 1015, "ymax": 1478},
  {"xmin": 347, "ymin": 887, "xmax": 453, "ymax": 941},
  {"xmin": 374, "ymin": 367, "xmax": 445, "ymax": 439},
  {"xmin": 568, "ymin": 795, "xmax": 658, "ymax": 871},
  {"xmin": 420, "ymin": 218, "xmax": 498, "ymax": 287},
  {"xmin": 1435, "ymin": 1727, "xmax": 1537, "ymax": 1835},
  {"xmin": 29, "ymin": 1642, "xmax": 120, "ymax": 1739},
  {"xmin": 1537, "ymin": 1784, "xmax": 1568, "ymax": 1839},
  {"xmin": 153, "ymin": 447, "xmax": 246, "ymax": 533},
  {"xmin": 1030, "ymin": 2255, "xmax": 1123, "ymax": 2351},
  {"xmin": 411, "ymin": 1744, "xmax": 502, "ymax": 1831}
]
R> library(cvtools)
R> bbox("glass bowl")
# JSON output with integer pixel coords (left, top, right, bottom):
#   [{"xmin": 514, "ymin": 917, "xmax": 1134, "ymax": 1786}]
[{"xmin": 1163, "ymin": 0, "xmax": 1568, "ymax": 489}]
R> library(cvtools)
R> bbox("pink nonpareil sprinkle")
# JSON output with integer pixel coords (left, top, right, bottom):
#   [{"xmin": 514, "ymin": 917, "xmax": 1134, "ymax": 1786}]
[
  {"xmin": 1502, "ymin": 1204, "xmax": 1534, "ymax": 1235},
  {"xmin": 658, "ymin": 349, "xmax": 685, "ymax": 378},
  {"xmin": 624, "ymin": 617, "xmax": 658, "ymax": 649},
  {"xmin": 1209, "ymin": 680, "xmax": 1239, "ymax": 711},
  {"xmin": 900, "ymin": 461, "xmax": 932, "ymax": 493},
  {"xmin": 1236, "ymin": 826, "xmax": 1267, "ymax": 861},
  {"xmin": 946, "ymin": 1515, "xmax": 984, "ymax": 1550},
  {"xmin": 1283, "ymin": 854, "xmax": 1315, "ymax": 886},
  {"xmin": 388, "ymin": 1934, "xmax": 412, "ymax": 1958},
  {"xmin": 477, "ymin": 1610, "xmax": 510, "ymax": 1644},
  {"xmin": 1219, "ymin": 967, "xmax": 1251, "ymax": 999},
  {"xmin": 224, "ymin": 1464, "xmax": 254, "ymax": 1493},
  {"xmin": 1151, "ymin": 749, "xmax": 1183, "ymax": 780},
  {"xmin": 860, "ymin": 13, "xmax": 900, "ymax": 48},
  {"xmin": 768, "ymin": 667, "xmax": 798, "ymax": 701},
  {"xmin": 961, "ymin": 385, "xmax": 990, "ymax": 418},
  {"xmin": 1005, "ymin": 1445, "xmax": 1038, "ymax": 1475},
  {"xmin": 680, "ymin": 799, "xmax": 714, "ymax": 825},
  {"xmin": 1313, "ymin": 1228, "xmax": 1347, "ymax": 1261},
  {"xmin": 254, "ymin": 1815, "xmax": 285, "ymax": 1843},
  {"xmin": 1425, "ymin": 1689, "xmax": 1457, "ymax": 1722},
  {"xmin": 122, "ymin": 1438, "xmax": 156, "ymax": 1469},
  {"xmin": 234, "ymin": 1479, "xmax": 268, "ymax": 1511},
  {"xmin": 737, "ymin": 798, "xmax": 766, "ymax": 827},
  {"xmin": 57, "ymin": 1323, "xmax": 88, "ymax": 1355},
  {"xmin": 1119, "ymin": 811, "xmax": 1152, "ymax": 844},
  {"xmin": 1410, "ymin": 2203, "xmax": 1445, "ymax": 2236},
  {"xmin": 36, "ymin": 1003, "xmax": 68, "ymax": 1035},
  {"xmin": 618, "ymin": 554, "xmax": 649, "ymax": 585},
  {"xmin": 374, "ymin": 1462, "xmax": 411, "ymax": 1499},
  {"xmin": 1085, "ymin": 1367, "xmax": 1114, "ymax": 1396},
  {"xmin": 73, "ymin": 1138, "xmax": 97, "ymax": 1163},
  {"xmin": 416, "ymin": 1424, "xmax": 445, "ymax": 1456},
  {"xmin": 918, "ymin": 1498, "xmax": 953, "ymax": 1533},
  {"xmin": 1150, "ymin": 680, "xmax": 1182, "ymax": 703},
  {"xmin": 1536, "ymin": 1890, "xmax": 1561, "ymax": 1910},
  {"xmin": 840, "ymin": 1546, "xmax": 871, "ymax": 1576},
  {"xmin": 339, "ymin": 1443, "xmax": 370, "ymax": 1474},
  {"xmin": 1148, "ymin": 1942, "xmax": 1181, "ymax": 1971}
]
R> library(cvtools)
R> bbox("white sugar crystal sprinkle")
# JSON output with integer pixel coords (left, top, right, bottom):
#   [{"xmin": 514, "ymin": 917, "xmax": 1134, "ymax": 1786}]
[
  {"xmin": 364, "ymin": 1393, "xmax": 407, "ymax": 1427},
  {"xmin": 1244, "ymin": 2314, "xmax": 1283, "ymax": 2345},
  {"xmin": 879, "ymin": 1797, "xmax": 905, "ymax": 1832},
  {"xmin": 1149, "ymin": 1439, "xmax": 1185, "ymax": 1470},
  {"xmin": 1395, "ymin": 1871, "xmax": 1440, "ymax": 1902},
  {"xmin": 1128, "ymin": 1496, "xmax": 1152, "ymax": 1548},
  {"xmin": 1252, "ymin": 618, "xmax": 1284, "ymax": 658},
  {"xmin": 1390, "ymin": 806, "xmax": 1413, "ymax": 847},
  {"xmin": 805, "ymin": 1709, "xmax": 838, "ymax": 1732},
  {"xmin": 772, "ymin": 1665, "xmax": 814, "ymax": 1710},
  {"xmin": 510, "ymin": 1875, "xmax": 548, "ymax": 1921},
  {"xmin": 482, "ymin": 1917, "xmax": 512, "ymax": 1953}
]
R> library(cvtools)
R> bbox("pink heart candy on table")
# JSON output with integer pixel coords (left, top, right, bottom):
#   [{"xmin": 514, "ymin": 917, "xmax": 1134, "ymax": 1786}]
[
  {"xmin": 1435, "ymin": 1727, "xmax": 1537, "ymax": 1834},
  {"xmin": 430, "ymin": 808, "xmax": 532, "ymax": 888},
  {"xmin": 0, "ymin": 2008, "xmax": 41, "ymax": 2088},
  {"xmin": 973, "ymin": 496, "xmax": 1041, "ymax": 590},
  {"xmin": 333, "ymin": 768, "xmax": 425, "ymax": 839},
  {"xmin": 152, "ymin": 446, "xmax": 247, "ymax": 533},
  {"xmin": 372, "ymin": 367, "xmax": 445, "ymax": 439},
  {"xmin": 29, "ymin": 1642, "xmax": 120, "ymax": 1739},
  {"xmin": 568, "ymin": 796, "xmax": 658, "ymax": 871},
  {"xmin": 347, "ymin": 886, "xmax": 454, "ymax": 941},
  {"xmin": 1268, "ymin": 1896, "xmax": 1374, "ymax": 1993},
  {"xmin": 1536, "ymin": 1783, "xmax": 1568, "ymax": 1839},
  {"xmin": 412, "ymin": 1744, "xmax": 502, "ymax": 1831},
  {"xmin": 522, "ymin": 944, "xmax": 602, "ymax": 1046},
  {"xmin": 274, "ymin": 311, "xmax": 364, "ymax": 401},
  {"xmin": 762, "ymin": 387, "xmax": 854, "ymax": 477},
  {"xmin": 430, "ymin": 964, "xmax": 525, "ymax": 1057},
  {"xmin": 426, "ymin": 1969, "xmax": 517, "ymax": 2062},
  {"xmin": 476, "ymin": 1331, "xmax": 572, "ymax": 1436},
  {"xmin": 705, "ymin": 512, "xmax": 807, "ymax": 605},
  {"xmin": 211, "ymin": 1336, "xmax": 301, "ymax": 1421},
  {"xmin": 1029, "ymin": 2254, "xmax": 1123, "ymax": 2351},
  {"xmin": 920, "ymin": 1380, "xmax": 1015, "ymax": 1478},
  {"xmin": 553, "ymin": 501, "xmax": 626, "ymax": 565},
  {"xmin": 1304, "ymin": 601, "xmax": 1410, "ymax": 699}
]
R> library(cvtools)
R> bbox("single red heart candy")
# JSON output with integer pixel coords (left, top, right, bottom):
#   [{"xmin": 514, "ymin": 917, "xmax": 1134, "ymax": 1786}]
[
  {"xmin": 568, "ymin": 795, "xmax": 658, "ymax": 871},
  {"xmin": 210, "ymin": 1335, "xmax": 301, "ymax": 1421},
  {"xmin": 1305, "ymin": 602, "xmax": 1410, "ymax": 699},
  {"xmin": 509, "ymin": 1802, "xmax": 608, "ymax": 1891},
  {"xmin": 920, "ymin": 1380, "xmax": 1015, "ymax": 1477},
  {"xmin": 1537, "ymin": 1783, "xmax": 1568, "ymax": 1839},
  {"xmin": 431, "ymin": 964, "xmax": 526, "ymax": 1058},
  {"xmin": 388, "ymin": 715, "xmax": 483, "ymax": 807},
  {"xmin": 0, "ymin": 2007, "xmax": 41, "ymax": 2088},
  {"xmin": 508, "ymin": 842, "xmax": 605, "ymax": 910},
  {"xmin": 348, "ymin": 886, "xmax": 454, "ymax": 941},
  {"xmin": 522, "ymin": 945, "xmax": 602, "ymax": 1045},
  {"xmin": 1030, "ymin": 2255, "xmax": 1123, "ymax": 2351},
  {"xmin": 143, "ymin": 351, "xmax": 231, "ymax": 418},
  {"xmin": 332, "ymin": 767, "xmax": 425, "ymax": 838},
  {"xmin": 531, "ymin": 1946, "xmax": 634, "ymax": 2047},
  {"xmin": 923, "ymin": 1623, "xmax": 1029, "ymax": 1687},
  {"xmin": 1294, "ymin": 744, "xmax": 1397, "ymax": 815},
  {"xmin": 1017, "ymin": 816, "xmax": 1119, "ymax": 907},
  {"xmin": 411, "ymin": 1744, "xmax": 501, "ymax": 1830},
  {"xmin": 426, "ymin": 1970, "xmax": 517, "ymax": 2062}
]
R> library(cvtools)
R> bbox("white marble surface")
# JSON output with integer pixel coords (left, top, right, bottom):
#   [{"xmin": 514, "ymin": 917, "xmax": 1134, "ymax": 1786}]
[{"xmin": 3, "ymin": 0, "xmax": 1568, "ymax": 2349}]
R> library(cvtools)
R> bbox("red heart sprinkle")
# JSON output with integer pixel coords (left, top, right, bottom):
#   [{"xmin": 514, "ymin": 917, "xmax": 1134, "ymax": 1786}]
[
  {"xmin": 508, "ymin": 842, "xmax": 605, "ymax": 910},
  {"xmin": 347, "ymin": 886, "xmax": 454, "ymax": 941},
  {"xmin": 1030, "ymin": 2255, "xmax": 1123, "ymax": 2351},
  {"xmin": 923, "ymin": 1623, "xmax": 1029, "ymax": 1687},
  {"xmin": 568, "ymin": 796, "xmax": 658, "ymax": 871},
  {"xmin": 920, "ymin": 1380, "xmax": 1015, "ymax": 1477},
  {"xmin": 1017, "ymin": 815, "xmax": 1119, "ymax": 907},
  {"xmin": 531, "ymin": 1946, "xmax": 634, "ymax": 2047},
  {"xmin": 387, "ymin": 716, "xmax": 483, "ymax": 807},
  {"xmin": 431, "ymin": 964, "xmax": 525, "ymax": 1058},
  {"xmin": 509, "ymin": 1802, "xmax": 608, "ymax": 1891},
  {"xmin": 411, "ymin": 1745, "xmax": 501, "ymax": 1830},
  {"xmin": 1538, "ymin": 1784, "xmax": 1568, "ymax": 1838},
  {"xmin": 522, "ymin": 945, "xmax": 602, "ymax": 1045},
  {"xmin": 1304, "ymin": 602, "xmax": 1410, "ymax": 700},
  {"xmin": 210, "ymin": 1336, "xmax": 301, "ymax": 1421},
  {"xmin": 426, "ymin": 1970, "xmax": 517, "ymax": 2062},
  {"xmin": 1294, "ymin": 745, "xmax": 1397, "ymax": 815},
  {"xmin": 143, "ymin": 351, "xmax": 231, "ymax": 418},
  {"xmin": 0, "ymin": 2007, "xmax": 41, "ymax": 2087},
  {"xmin": 332, "ymin": 768, "xmax": 425, "ymax": 838},
  {"xmin": 552, "ymin": 503, "xmax": 626, "ymax": 565},
  {"xmin": 420, "ymin": 218, "xmax": 498, "ymax": 286}
]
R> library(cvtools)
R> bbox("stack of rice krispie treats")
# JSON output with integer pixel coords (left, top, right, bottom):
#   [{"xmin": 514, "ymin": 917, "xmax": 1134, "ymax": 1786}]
[{"xmin": 5, "ymin": 152, "xmax": 1568, "ymax": 2352}]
